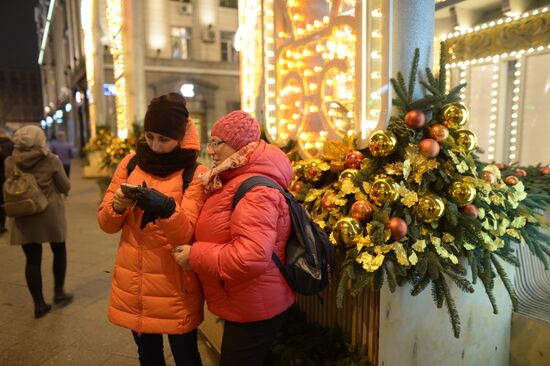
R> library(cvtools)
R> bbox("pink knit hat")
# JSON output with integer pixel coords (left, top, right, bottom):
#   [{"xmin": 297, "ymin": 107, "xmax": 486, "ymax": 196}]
[{"xmin": 210, "ymin": 111, "xmax": 260, "ymax": 150}]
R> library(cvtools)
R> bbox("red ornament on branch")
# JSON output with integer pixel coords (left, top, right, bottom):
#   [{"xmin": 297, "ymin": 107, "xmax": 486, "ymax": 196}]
[
  {"xmin": 482, "ymin": 171, "xmax": 496, "ymax": 184},
  {"xmin": 461, "ymin": 203, "xmax": 479, "ymax": 219},
  {"xmin": 428, "ymin": 124, "xmax": 450, "ymax": 142},
  {"xmin": 515, "ymin": 169, "xmax": 528, "ymax": 177},
  {"xmin": 418, "ymin": 138, "xmax": 440, "ymax": 158},
  {"xmin": 388, "ymin": 217, "xmax": 408, "ymax": 241},
  {"xmin": 344, "ymin": 150, "xmax": 365, "ymax": 169},
  {"xmin": 351, "ymin": 200, "xmax": 375, "ymax": 222},
  {"xmin": 539, "ymin": 166, "xmax": 550, "ymax": 176},
  {"xmin": 404, "ymin": 110, "xmax": 426, "ymax": 129},
  {"xmin": 504, "ymin": 176, "xmax": 519, "ymax": 186},
  {"xmin": 495, "ymin": 163, "xmax": 505, "ymax": 170}
]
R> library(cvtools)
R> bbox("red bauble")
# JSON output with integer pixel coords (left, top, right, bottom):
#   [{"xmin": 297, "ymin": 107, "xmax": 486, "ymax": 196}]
[
  {"xmin": 495, "ymin": 163, "xmax": 505, "ymax": 170},
  {"xmin": 344, "ymin": 150, "xmax": 365, "ymax": 169},
  {"xmin": 515, "ymin": 169, "xmax": 528, "ymax": 177},
  {"xmin": 322, "ymin": 192, "xmax": 336, "ymax": 211},
  {"xmin": 461, "ymin": 203, "xmax": 479, "ymax": 218},
  {"xmin": 351, "ymin": 200, "xmax": 375, "ymax": 222},
  {"xmin": 504, "ymin": 176, "xmax": 519, "ymax": 186},
  {"xmin": 418, "ymin": 139, "xmax": 440, "ymax": 158},
  {"xmin": 428, "ymin": 124, "xmax": 450, "ymax": 142},
  {"xmin": 291, "ymin": 181, "xmax": 304, "ymax": 193},
  {"xmin": 404, "ymin": 110, "xmax": 426, "ymax": 129},
  {"xmin": 482, "ymin": 171, "xmax": 496, "ymax": 184},
  {"xmin": 539, "ymin": 167, "xmax": 550, "ymax": 176},
  {"xmin": 387, "ymin": 217, "xmax": 408, "ymax": 241}
]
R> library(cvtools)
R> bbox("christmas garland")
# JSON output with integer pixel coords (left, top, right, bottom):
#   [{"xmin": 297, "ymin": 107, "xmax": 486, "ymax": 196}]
[{"xmin": 288, "ymin": 46, "xmax": 550, "ymax": 338}]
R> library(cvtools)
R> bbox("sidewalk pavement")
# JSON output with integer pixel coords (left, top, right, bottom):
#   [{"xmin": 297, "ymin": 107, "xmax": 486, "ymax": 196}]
[{"xmin": 0, "ymin": 159, "xmax": 219, "ymax": 366}]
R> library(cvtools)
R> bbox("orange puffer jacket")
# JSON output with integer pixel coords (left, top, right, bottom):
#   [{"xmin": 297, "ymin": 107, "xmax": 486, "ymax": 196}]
[
  {"xmin": 190, "ymin": 140, "xmax": 296, "ymax": 322},
  {"xmin": 98, "ymin": 120, "xmax": 207, "ymax": 334}
]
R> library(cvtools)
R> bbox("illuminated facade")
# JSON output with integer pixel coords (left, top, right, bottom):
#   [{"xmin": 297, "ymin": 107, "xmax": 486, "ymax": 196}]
[
  {"xmin": 36, "ymin": 0, "xmax": 240, "ymax": 148},
  {"xmin": 239, "ymin": 0, "xmax": 391, "ymax": 157}
]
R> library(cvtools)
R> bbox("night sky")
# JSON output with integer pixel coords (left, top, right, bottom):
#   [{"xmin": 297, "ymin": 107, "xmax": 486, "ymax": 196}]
[{"xmin": 0, "ymin": 1, "xmax": 39, "ymax": 68}]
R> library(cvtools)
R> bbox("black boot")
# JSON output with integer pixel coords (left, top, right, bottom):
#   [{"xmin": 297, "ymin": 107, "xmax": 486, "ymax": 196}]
[
  {"xmin": 54, "ymin": 290, "xmax": 74, "ymax": 307},
  {"xmin": 34, "ymin": 303, "xmax": 52, "ymax": 318}
]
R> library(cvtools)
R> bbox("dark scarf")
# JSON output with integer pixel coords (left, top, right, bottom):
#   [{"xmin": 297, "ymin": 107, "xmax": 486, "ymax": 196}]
[{"xmin": 135, "ymin": 139, "xmax": 197, "ymax": 177}]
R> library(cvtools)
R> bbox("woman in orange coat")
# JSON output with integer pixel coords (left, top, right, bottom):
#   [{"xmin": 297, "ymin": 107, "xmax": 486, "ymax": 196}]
[{"xmin": 98, "ymin": 93, "xmax": 207, "ymax": 366}]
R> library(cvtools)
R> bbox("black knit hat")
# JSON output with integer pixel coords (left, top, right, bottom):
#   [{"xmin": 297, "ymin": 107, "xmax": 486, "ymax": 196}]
[{"xmin": 144, "ymin": 93, "xmax": 189, "ymax": 140}]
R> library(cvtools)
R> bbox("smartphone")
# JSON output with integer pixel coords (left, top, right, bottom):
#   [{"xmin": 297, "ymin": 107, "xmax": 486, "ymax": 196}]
[{"xmin": 121, "ymin": 183, "xmax": 141, "ymax": 199}]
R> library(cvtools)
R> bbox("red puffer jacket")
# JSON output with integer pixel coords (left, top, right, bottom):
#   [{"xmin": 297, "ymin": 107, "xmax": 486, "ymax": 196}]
[
  {"xmin": 190, "ymin": 140, "xmax": 296, "ymax": 322},
  {"xmin": 98, "ymin": 120, "xmax": 207, "ymax": 334}
]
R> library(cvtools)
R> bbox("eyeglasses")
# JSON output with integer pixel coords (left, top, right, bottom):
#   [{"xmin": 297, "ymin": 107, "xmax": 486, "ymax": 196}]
[{"xmin": 206, "ymin": 140, "xmax": 225, "ymax": 149}]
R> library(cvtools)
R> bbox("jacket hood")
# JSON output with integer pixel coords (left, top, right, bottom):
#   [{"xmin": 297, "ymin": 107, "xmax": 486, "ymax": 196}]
[
  {"xmin": 179, "ymin": 118, "xmax": 200, "ymax": 151},
  {"xmin": 11, "ymin": 148, "xmax": 47, "ymax": 169},
  {"xmin": 221, "ymin": 140, "xmax": 293, "ymax": 189}
]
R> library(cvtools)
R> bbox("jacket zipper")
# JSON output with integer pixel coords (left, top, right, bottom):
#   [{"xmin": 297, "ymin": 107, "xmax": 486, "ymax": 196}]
[{"xmin": 137, "ymin": 241, "xmax": 143, "ymax": 335}]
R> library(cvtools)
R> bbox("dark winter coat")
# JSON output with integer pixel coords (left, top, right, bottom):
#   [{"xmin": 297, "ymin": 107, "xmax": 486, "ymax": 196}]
[{"xmin": 5, "ymin": 148, "xmax": 70, "ymax": 245}]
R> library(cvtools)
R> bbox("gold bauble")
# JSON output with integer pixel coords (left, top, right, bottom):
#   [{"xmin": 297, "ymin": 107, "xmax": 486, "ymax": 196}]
[
  {"xmin": 333, "ymin": 217, "xmax": 363, "ymax": 247},
  {"xmin": 338, "ymin": 169, "xmax": 359, "ymax": 183},
  {"xmin": 448, "ymin": 181, "xmax": 476, "ymax": 207},
  {"xmin": 415, "ymin": 194, "xmax": 446, "ymax": 223},
  {"xmin": 368, "ymin": 130, "xmax": 397, "ymax": 157},
  {"xmin": 370, "ymin": 176, "xmax": 399, "ymax": 206},
  {"xmin": 304, "ymin": 159, "xmax": 323, "ymax": 181},
  {"xmin": 455, "ymin": 130, "xmax": 478, "ymax": 152},
  {"xmin": 441, "ymin": 103, "xmax": 469, "ymax": 129},
  {"xmin": 293, "ymin": 162, "xmax": 304, "ymax": 178}
]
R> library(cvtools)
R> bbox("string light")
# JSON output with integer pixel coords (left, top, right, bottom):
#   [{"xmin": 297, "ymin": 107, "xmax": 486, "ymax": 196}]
[
  {"xmin": 487, "ymin": 65, "xmax": 499, "ymax": 161},
  {"xmin": 106, "ymin": 0, "xmax": 128, "ymax": 139},
  {"xmin": 441, "ymin": 6, "xmax": 549, "ymax": 41},
  {"xmin": 508, "ymin": 59, "xmax": 522, "ymax": 162},
  {"xmin": 81, "ymin": 0, "xmax": 96, "ymax": 137}
]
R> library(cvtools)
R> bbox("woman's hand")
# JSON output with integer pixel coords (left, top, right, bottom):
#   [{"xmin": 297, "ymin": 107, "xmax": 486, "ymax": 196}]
[
  {"xmin": 173, "ymin": 245, "xmax": 192, "ymax": 270},
  {"xmin": 113, "ymin": 188, "xmax": 135, "ymax": 214}
]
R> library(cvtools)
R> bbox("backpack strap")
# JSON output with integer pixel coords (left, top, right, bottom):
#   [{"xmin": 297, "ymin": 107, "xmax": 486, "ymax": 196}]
[
  {"xmin": 127, "ymin": 155, "xmax": 199, "ymax": 193},
  {"xmin": 233, "ymin": 176, "xmax": 291, "ymax": 209}
]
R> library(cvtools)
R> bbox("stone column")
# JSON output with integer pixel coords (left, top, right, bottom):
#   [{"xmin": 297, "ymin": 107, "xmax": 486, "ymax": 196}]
[{"xmin": 392, "ymin": 0, "xmax": 434, "ymax": 99}]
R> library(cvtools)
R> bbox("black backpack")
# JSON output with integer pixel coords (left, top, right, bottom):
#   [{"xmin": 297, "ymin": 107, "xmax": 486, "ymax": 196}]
[
  {"xmin": 126, "ymin": 155, "xmax": 198, "ymax": 192},
  {"xmin": 233, "ymin": 176, "xmax": 335, "ymax": 296}
]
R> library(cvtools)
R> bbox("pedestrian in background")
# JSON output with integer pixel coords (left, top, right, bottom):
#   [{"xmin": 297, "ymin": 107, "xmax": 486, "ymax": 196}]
[
  {"xmin": 50, "ymin": 130, "xmax": 73, "ymax": 177},
  {"xmin": 98, "ymin": 93, "xmax": 207, "ymax": 366},
  {"xmin": 0, "ymin": 131, "xmax": 14, "ymax": 234},
  {"xmin": 5, "ymin": 125, "xmax": 73, "ymax": 318},
  {"xmin": 173, "ymin": 111, "xmax": 296, "ymax": 366}
]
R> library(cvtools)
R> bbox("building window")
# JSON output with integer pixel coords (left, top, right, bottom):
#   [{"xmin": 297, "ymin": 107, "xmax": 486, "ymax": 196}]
[
  {"xmin": 221, "ymin": 32, "xmax": 237, "ymax": 62},
  {"xmin": 220, "ymin": 0, "xmax": 238, "ymax": 9},
  {"xmin": 171, "ymin": 27, "xmax": 191, "ymax": 60}
]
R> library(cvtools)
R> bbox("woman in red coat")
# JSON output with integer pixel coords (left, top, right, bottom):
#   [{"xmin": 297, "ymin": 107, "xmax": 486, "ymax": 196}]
[
  {"xmin": 98, "ymin": 93, "xmax": 207, "ymax": 366},
  {"xmin": 174, "ymin": 111, "xmax": 296, "ymax": 365}
]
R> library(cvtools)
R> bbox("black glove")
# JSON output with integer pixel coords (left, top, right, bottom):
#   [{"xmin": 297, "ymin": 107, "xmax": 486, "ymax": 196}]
[{"xmin": 134, "ymin": 182, "xmax": 176, "ymax": 229}]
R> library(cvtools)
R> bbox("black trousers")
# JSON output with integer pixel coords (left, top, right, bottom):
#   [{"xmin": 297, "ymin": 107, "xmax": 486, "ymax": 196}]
[
  {"xmin": 21, "ymin": 242, "xmax": 67, "ymax": 307},
  {"xmin": 63, "ymin": 164, "xmax": 71, "ymax": 178},
  {"xmin": 220, "ymin": 309, "xmax": 288, "ymax": 366},
  {"xmin": 132, "ymin": 329, "xmax": 202, "ymax": 366}
]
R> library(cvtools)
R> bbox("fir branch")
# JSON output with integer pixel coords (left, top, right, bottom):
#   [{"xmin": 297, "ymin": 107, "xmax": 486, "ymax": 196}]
[
  {"xmin": 470, "ymin": 256, "xmax": 479, "ymax": 284},
  {"xmin": 351, "ymin": 270, "xmax": 374, "ymax": 296},
  {"xmin": 397, "ymin": 72, "xmax": 407, "ymax": 99},
  {"xmin": 407, "ymin": 49, "xmax": 420, "ymax": 102},
  {"xmin": 419, "ymin": 80, "xmax": 442, "ymax": 96},
  {"xmin": 391, "ymin": 77, "xmax": 408, "ymax": 107},
  {"xmin": 479, "ymin": 270, "xmax": 498, "ymax": 314},
  {"xmin": 336, "ymin": 264, "xmax": 352, "ymax": 308},
  {"xmin": 443, "ymin": 269, "xmax": 474, "ymax": 293},
  {"xmin": 440, "ymin": 274, "xmax": 461, "ymax": 338},
  {"xmin": 385, "ymin": 264, "xmax": 397, "ymax": 292},
  {"xmin": 432, "ymin": 278, "xmax": 445, "ymax": 308},
  {"xmin": 491, "ymin": 255, "xmax": 519, "ymax": 311},
  {"xmin": 374, "ymin": 266, "xmax": 385, "ymax": 290},
  {"xmin": 425, "ymin": 67, "xmax": 436, "ymax": 87},
  {"xmin": 411, "ymin": 274, "xmax": 431, "ymax": 296},
  {"xmin": 427, "ymin": 251, "xmax": 443, "ymax": 280}
]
